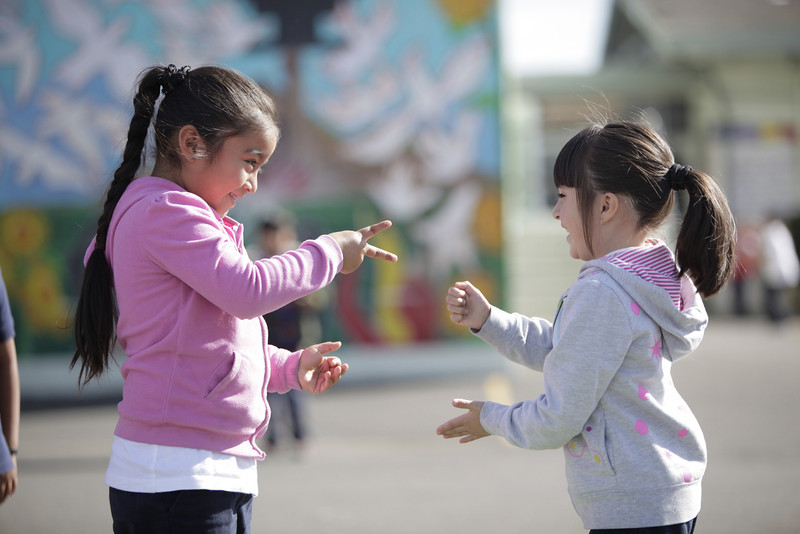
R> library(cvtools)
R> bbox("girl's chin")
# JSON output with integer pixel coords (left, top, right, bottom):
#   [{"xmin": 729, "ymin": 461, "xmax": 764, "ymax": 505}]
[
  {"xmin": 566, "ymin": 238, "xmax": 578, "ymax": 258},
  {"xmin": 567, "ymin": 243, "xmax": 586, "ymax": 260},
  {"xmin": 211, "ymin": 203, "xmax": 232, "ymax": 217}
]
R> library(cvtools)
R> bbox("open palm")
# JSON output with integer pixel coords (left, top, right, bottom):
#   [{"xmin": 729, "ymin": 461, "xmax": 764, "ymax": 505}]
[{"xmin": 298, "ymin": 341, "xmax": 348, "ymax": 394}]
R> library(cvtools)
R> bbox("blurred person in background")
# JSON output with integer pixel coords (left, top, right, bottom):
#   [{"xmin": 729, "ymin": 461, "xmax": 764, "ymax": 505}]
[
  {"xmin": 254, "ymin": 217, "xmax": 327, "ymax": 456},
  {"xmin": 760, "ymin": 214, "xmax": 800, "ymax": 325},
  {"xmin": 732, "ymin": 223, "xmax": 761, "ymax": 316}
]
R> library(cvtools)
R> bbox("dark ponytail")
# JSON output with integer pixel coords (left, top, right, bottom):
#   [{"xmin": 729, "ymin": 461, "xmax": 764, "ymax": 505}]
[
  {"xmin": 71, "ymin": 67, "xmax": 163, "ymax": 387},
  {"xmin": 673, "ymin": 167, "xmax": 736, "ymax": 297}
]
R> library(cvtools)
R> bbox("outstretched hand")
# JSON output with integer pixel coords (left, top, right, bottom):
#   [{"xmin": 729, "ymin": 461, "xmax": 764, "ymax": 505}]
[
  {"xmin": 298, "ymin": 341, "xmax": 348, "ymax": 394},
  {"xmin": 436, "ymin": 399, "xmax": 489, "ymax": 444},
  {"xmin": 0, "ymin": 462, "xmax": 17, "ymax": 505},
  {"xmin": 446, "ymin": 281, "xmax": 491, "ymax": 331},
  {"xmin": 329, "ymin": 220, "xmax": 398, "ymax": 274}
]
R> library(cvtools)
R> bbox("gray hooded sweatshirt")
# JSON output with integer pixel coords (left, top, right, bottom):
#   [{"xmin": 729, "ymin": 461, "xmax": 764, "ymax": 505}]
[{"xmin": 477, "ymin": 240, "xmax": 706, "ymax": 529}]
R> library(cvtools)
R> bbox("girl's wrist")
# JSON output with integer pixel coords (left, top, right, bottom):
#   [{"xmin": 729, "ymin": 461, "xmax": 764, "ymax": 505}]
[{"xmin": 473, "ymin": 307, "xmax": 491, "ymax": 332}]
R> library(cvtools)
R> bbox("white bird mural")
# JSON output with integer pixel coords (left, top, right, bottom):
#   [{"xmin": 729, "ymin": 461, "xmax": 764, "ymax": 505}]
[
  {"xmin": 366, "ymin": 157, "xmax": 443, "ymax": 222},
  {"xmin": 0, "ymin": 121, "xmax": 88, "ymax": 193},
  {"xmin": 37, "ymin": 89, "xmax": 126, "ymax": 182},
  {"xmin": 415, "ymin": 111, "xmax": 482, "ymax": 187},
  {"xmin": 411, "ymin": 181, "xmax": 482, "ymax": 279},
  {"xmin": 0, "ymin": 14, "xmax": 41, "ymax": 103},
  {"xmin": 339, "ymin": 110, "xmax": 417, "ymax": 165},
  {"xmin": 147, "ymin": 0, "xmax": 271, "ymax": 64},
  {"xmin": 316, "ymin": 67, "xmax": 400, "ymax": 133},
  {"xmin": 324, "ymin": 1, "xmax": 395, "ymax": 84},
  {"xmin": 402, "ymin": 33, "xmax": 491, "ymax": 124},
  {"xmin": 47, "ymin": 0, "xmax": 150, "ymax": 97}
]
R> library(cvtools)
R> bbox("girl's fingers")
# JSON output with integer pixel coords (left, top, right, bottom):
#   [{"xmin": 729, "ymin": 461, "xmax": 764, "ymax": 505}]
[
  {"xmin": 359, "ymin": 221, "xmax": 397, "ymax": 263},
  {"xmin": 359, "ymin": 220, "xmax": 392, "ymax": 238},
  {"xmin": 365, "ymin": 244, "xmax": 398, "ymax": 263},
  {"xmin": 436, "ymin": 421, "xmax": 457, "ymax": 436},
  {"xmin": 316, "ymin": 341, "xmax": 343, "ymax": 355},
  {"xmin": 453, "ymin": 280, "xmax": 472, "ymax": 292},
  {"xmin": 446, "ymin": 290, "xmax": 468, "ymax": 324},
  {"xmin": 445, "ymin": 296, "xmax": 466, "ymax": 309},
  {"xmin": 451, "ymin": 398, "xmax": 473, "ymax": 409},
  {"xmin": 329, "ymin": 366, "xmax": 341, "ymax": 381},
  {"xmin": 447, "ymin": 286, "xmax": 466, "ymax": 298}
]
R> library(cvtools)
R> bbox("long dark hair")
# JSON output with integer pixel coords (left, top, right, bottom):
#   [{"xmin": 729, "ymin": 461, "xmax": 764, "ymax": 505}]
[
  {"xmin": 553, "ymin": 121, "xmax": 735, "ymax": 297},
  {"xmin": 71, "ymin": 65, "xmax": 279, "ymax": 387}
]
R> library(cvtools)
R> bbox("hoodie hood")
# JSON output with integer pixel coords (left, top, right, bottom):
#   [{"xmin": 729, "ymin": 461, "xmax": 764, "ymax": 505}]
[
  {"xmin": 84, "ymin": 177, "xmax": 232, "ymax": 266},
  {"xmin": 579, "ymin": 239, "xmax": 707, "ymax": 363}
]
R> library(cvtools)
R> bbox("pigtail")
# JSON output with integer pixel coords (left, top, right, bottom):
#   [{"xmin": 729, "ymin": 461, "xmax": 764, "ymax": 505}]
[
  {"xmin": 673, "ymin": 168, "xmax": 736, "ymax": 298},
  {"xmin": 71, "ymin": 67, "xmax": 164, "ymax": 388}
]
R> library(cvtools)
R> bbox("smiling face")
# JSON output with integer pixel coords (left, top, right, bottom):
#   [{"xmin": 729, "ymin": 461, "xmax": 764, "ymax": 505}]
[
  {"xmin": 552, "ymin": 186, "xmax": 594, "ymax": 261},
  {"xmin": 182, "ymin": 128, "xmax": 277, "ymax": 217}
]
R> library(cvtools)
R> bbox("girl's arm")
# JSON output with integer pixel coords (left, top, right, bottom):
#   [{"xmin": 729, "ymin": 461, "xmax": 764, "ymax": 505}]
[
  {"xmin": 474, "ymin": 307, "xmax": 555, "ymax": 372},
  {"xmin": 447, "ymin": 280, "xmax": 555, "ymax": 372},
  {"xmin": 477, "ymin": 279, "xmax": 632, "ymax": 450},
  {"xmin": 141, "ymin": 194, "xmax": 393, "ymax": 319},
  {"xmin": 265, "ymin": 344, "xmax": 302, "ymax": 394}
]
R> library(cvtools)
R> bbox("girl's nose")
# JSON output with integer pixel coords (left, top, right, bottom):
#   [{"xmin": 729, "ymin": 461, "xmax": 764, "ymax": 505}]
[
  {"xmin": 552, "ymin": 204, "xmax": 560, "ymax": 220},
  {"xmin": 244, "ymin": 179, "xmax": 257, "ymax": 194}
]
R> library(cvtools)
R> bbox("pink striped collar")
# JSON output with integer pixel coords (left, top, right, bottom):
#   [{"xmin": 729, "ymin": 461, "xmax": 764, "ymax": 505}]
[{"xmin": 601, "ymin": 240, "xmax": 682, "ymax": 309}]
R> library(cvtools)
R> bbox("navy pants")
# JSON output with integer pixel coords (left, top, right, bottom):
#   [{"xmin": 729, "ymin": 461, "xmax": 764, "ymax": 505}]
[
  {"xmin": 590, "ymin": 516, "xmax": 697, "ymax": 534},
  {"xmin": 109, "ymin": 488, "xmax": 253, "ymax": 534}
]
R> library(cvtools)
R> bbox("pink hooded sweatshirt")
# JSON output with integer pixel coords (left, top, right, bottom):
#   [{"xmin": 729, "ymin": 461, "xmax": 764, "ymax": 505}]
[{"xmin": 86, "ymin": 177, "xmax": 343, "ymax": 458}]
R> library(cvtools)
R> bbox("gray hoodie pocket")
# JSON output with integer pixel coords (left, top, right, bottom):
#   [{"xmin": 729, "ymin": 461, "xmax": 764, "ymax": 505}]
[{"xmin": 565, "ymin": 411, "xmax": 616, "ymax": 477}]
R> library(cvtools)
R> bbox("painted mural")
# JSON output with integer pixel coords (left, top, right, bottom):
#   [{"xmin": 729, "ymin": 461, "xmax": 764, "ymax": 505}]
[{"xmin": 0, "ymin": 0, "xmax": 502, "ymax": 356}]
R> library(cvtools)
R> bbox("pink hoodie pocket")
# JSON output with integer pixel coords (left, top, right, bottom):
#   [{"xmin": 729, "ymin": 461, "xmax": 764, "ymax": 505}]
[{"xmin": 205, "ymin": 352, "xmax": 243, "ymax": 401}]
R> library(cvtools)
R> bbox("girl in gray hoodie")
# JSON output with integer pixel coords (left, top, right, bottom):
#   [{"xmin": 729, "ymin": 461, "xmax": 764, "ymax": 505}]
[{"xmin": 437, "ymin": 121, "xmax": 736, "ymax": 533}]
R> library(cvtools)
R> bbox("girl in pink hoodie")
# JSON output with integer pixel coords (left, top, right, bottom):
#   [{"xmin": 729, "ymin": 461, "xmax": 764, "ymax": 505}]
[{"xmin": 71, "ymin": 64, "xmax": 396, "ymax": 534}]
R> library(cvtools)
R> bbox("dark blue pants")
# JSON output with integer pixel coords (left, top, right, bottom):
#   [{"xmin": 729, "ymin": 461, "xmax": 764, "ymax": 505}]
[
  {"xmin": 109, "ymin": 488, "xmax": 253, "ymax": 534},
  {"xmin": 589, "ymin": 516, "xmax": 697, "ymax": 534}
]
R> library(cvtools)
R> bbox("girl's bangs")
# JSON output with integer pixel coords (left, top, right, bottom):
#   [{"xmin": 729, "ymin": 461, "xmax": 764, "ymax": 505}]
[{"xmin": 553, "ymin": 129, "xmax": 591, "ymax": 189}]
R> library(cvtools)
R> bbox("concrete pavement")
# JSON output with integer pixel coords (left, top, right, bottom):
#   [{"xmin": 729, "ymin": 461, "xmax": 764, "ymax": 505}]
[{"xmin": 1, "ymin": 317, "xmax": 799, "ymax": 533}]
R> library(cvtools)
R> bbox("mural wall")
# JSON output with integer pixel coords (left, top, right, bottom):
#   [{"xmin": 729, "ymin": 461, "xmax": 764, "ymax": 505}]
[{"xmin": 0, "ymin": 0, "xmax": 502, "ymax": 356}]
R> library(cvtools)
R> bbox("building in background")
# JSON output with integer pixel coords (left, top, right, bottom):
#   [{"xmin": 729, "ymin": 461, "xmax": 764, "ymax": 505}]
[{"xmin": 502, "ymin": 0, "xmax": 800, "ymax": 318}]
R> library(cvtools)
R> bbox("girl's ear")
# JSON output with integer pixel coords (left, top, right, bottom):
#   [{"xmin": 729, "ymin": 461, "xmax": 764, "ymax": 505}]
[
  {"xmin": 599, "ymin": 192, "xmax": 620, "ymax": 223},
  {"xmin": 177, "ymin": 125, "xmax": 206, "ymax": 160}
]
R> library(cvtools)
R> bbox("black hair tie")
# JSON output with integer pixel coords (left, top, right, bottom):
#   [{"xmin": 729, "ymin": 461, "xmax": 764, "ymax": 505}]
[
  {"xmin": 666, "ymin": 163, "xmax": 692, "ymax": 191},
  {"xmin": 160, "ymin": 64, "xmax": 191, "ymax": 96}
]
